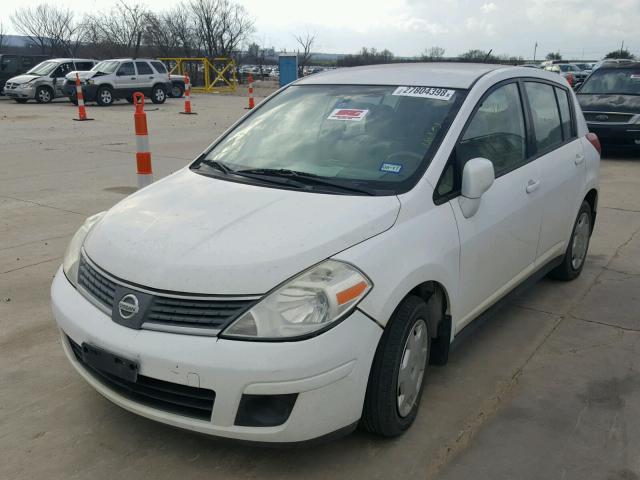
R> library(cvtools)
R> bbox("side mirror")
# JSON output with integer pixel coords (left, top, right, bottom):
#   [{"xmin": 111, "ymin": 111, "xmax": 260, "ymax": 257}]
[{"xmin": 458, "ymin": 157, "xmax": 495, "ymax": 218}]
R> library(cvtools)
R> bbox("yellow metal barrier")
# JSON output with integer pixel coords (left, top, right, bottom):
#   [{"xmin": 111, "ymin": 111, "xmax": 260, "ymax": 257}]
[{"xmin": 159, "ymin": 57, "xmax": 238, "ymax": 93}]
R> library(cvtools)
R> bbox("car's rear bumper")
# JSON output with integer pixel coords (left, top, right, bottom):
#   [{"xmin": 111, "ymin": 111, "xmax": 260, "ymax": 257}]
[
  {"xmin": 51, "ymin": 268, "xmax": 382, "ymax": 443},
  {"xmin": 587, "ymin": 123, "xmax": 640, "ymax": 149}
]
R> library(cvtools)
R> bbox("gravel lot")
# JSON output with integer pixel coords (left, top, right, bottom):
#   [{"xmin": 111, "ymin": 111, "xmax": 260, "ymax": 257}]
[{"xmin": 1, "ymin": 92, "xmax": 639, "ymax": 480}]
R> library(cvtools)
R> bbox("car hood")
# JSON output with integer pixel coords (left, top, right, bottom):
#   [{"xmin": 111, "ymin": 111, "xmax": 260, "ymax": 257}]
[
  {"xmin": 65, "ymin": 70, "xmax": 95, "ymax": 81},
  {"xmin": 7, "ymin": 74, "xmax": 40, "ymax": 84},
  {"xmin": 84, "ymin": 169, "xmax": 401, "ymax": 295},
  {"xmin": 577, "ymin": 93, "xmax": 640, "ymax": 114}
]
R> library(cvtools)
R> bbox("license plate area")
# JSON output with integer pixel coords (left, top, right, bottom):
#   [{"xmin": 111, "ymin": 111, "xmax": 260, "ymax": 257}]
[{"xmin": 81, "ymin": 343, "xmax": 138, "ymax": 382}]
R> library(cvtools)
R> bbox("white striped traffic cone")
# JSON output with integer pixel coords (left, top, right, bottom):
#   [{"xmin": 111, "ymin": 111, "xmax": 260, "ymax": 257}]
[{"xmin": 132, "ymin": 92, "xmax": 153, "ymax": 189}]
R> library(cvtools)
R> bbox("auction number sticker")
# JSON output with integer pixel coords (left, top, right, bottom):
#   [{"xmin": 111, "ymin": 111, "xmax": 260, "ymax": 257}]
[
  {"xmin": 327, "ymin": 108, "xmax": 369, "ymax": 121},
  {"xmin": 392, "ymin": 86, "xmax": 455, "ymax": 101}
]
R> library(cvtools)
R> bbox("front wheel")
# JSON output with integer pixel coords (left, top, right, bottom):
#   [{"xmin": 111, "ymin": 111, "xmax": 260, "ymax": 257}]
[
  {"xmin": 35, "ymin": 86, "xmax": 53, "ymax": 103},
  {"xmin": 96, "ymin": 87, "xmax": 114, "ymax": 106},
  {"xmin": 549, "ymin": 200, "xmax": 592, "ymax": 281},
  {"xmin": 151, "ymin": 85, "xmax": 166, "ymax": 104},
  {"xmin": 361, "ymin": 295, "xmax": 431, "ymax": 437}
]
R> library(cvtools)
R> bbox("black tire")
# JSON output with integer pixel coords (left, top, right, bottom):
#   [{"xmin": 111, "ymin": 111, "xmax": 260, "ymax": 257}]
[
  {"xmin": 549, "ymin": 200, "xmax": 592, "ymax": 281},
  {"xmin": 125, "ymin": 97, "xmax": 134, "ymax": 104},
  {"xmin": 13, "ymin": 98, "xmax": 28, "ymax": 104},
  {"xmin": 361, "ymin": 295, "xmax": 431, "ymax": 437},
  {"xmin": 170, "ymin": 83, "xmax": 184, "ymax": 98},
  {"xmin": 35, "ymin": 86, "xmax": 53, "ymax": 104},
  {"xmin": 96, "ymin": 86, "xmax": 114, "ymax": 106},
  {"xmin": 151, "ymin": 85, "xmax": 166, "ymax": 104},
  {"xmin": 70, "ymin": 98, "xmax": 78, "ymax": 106}
]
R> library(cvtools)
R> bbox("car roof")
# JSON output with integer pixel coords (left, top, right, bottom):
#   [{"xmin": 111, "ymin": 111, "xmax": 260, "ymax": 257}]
[
  {"xmin": 42, "ymin": 58, "xmax": 96, "ymax": 62},
  {"xmin": 296, "ymin": 62, "xmax": 507, "ymax": 89},
  {"xmin": 595, "ymin": 62, "xmax": 640, "ymax": 70},
  {"xmin": 105, "ymin": 58, "xmax": 160, "ymax": 62}
]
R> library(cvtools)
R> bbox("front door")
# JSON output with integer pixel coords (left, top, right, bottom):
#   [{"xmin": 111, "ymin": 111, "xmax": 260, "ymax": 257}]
[
  {"xmin": 114, "ymin": 62, "xmax": 136, "ymax": 95},
  {"xmin": 438, "ymin": 81, "xmax": 543, "ymax": 331}
]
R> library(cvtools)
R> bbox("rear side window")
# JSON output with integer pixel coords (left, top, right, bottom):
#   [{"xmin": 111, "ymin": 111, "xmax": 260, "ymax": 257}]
[
  {"xmin": 151, "ymin": 61, "xmax": 167, "ymax": 74},
  {"xmin": 457, "ymin": 82, "xmax": 527, "ymax": 176},
  {"xmin": 75, "ymin": 62, "xmax": 94, "ymax": 71},
  {"xmin": 135, "ymin": 62, "xmax": 153, "ymax": 75},
  {"xmin": 555, "ymin": 87, "xmax": 573, "ymax": 140},
  {"xmin": 525, "ymin": 82, "xmax": 563, "ymax": 152}
]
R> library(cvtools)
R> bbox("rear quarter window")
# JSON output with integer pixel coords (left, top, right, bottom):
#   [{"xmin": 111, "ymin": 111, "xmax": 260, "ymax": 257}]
[{"xmin": 151, "ymin": 62, "xmax": 167, "ymax": 74}]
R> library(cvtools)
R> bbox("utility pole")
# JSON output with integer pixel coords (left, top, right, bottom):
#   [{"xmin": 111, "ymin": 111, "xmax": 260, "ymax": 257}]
[
  {"xmin": 620, "ymin": 40, "xmax": 625, "ymax": 57},
  {"xmin": 533, "ymin": 42, "xmax": 538, "ymax": 62}
]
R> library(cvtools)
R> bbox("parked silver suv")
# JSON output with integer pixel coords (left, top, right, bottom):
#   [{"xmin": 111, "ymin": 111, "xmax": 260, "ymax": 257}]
[
  {"xmin": 64, "ymin": 58, "xmax": 172, "ymax": 106},
  {"xmin": 4, "ymin": 58, "xmax": 97, "ymax": 103}
]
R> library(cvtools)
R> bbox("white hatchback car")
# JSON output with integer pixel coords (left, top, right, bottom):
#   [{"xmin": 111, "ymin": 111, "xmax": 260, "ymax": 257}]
[{"xmin": 51, "ymin": 63, "xmax": 600, "ymax": 444}]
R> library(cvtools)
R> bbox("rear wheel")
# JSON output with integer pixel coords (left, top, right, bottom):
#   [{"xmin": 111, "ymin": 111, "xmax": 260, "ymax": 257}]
[
  {"xmin": 151, "ymin": 85, "xmax": 166, "ymax": 104},
  {"xmin": 35, "ymin": 86, "xmax": 53, "ymax": 104},
  {"xmin": 549, "ymin": 200, "xmax": 592, "ymax": 281},
  {"xmin": 170, "ymin": 83, "xmax": 184, "ymax": 98},
  {"xmin": 361, "ymin": 295, "xmax": 431, "ymax": 437},
  {"xmin": 96, "ymin": 87, "xmax": 114, "ymax": 106}
]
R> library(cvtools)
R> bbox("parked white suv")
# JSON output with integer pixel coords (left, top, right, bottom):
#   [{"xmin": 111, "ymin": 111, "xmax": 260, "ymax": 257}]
[
  {"xmin": 51, "ymin": 63, "xmax": 600, "ymax": 444},
  {"xmin": 4, "ymin": 58, "xmax": 97, "ymax": 103},
  {"xmin": 63, "ymin": 58, "xmax": 172, "ymax": 106}
]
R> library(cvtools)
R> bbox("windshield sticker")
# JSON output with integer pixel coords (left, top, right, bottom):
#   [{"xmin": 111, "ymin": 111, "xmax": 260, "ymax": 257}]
[
  {"xmin": 392, "ymin": 86, "xmax": 455, "ymax": 101},
  {"xmin": 327, "ymin": 108, "xmax": 369, "ymax": 121},
  {"xmin": 380, "ymin": 162, "xmax": 403, "ymax": 174}
]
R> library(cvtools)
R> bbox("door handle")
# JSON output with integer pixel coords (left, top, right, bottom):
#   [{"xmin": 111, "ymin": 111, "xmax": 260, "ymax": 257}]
[
  {"xmin": 130, "ymin": 77, "xmax": 136, "ymax": 80},
  {"xmin": 575, "ymin": 153, "xmax": 585, "ymax": 165},
  {"xmin": 526, "ymin": 179, "xmax": 541, "ymax": 194},
  {"xmin": 149, "ymin": 76, "xmax": 154, "ymax": 79}
]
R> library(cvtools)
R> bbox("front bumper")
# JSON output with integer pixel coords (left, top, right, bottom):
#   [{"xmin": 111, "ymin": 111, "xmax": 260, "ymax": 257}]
[
  {"xmin": 5, "ymin": 85, "xmax": 35, "ymax": 99},
  {"xmin": 51, "ymin": 268, "xmax": 382, "ymax": 443},
  {"xmin": 587, "ymin": 122, "xmax": 640, "ymax": 149}
]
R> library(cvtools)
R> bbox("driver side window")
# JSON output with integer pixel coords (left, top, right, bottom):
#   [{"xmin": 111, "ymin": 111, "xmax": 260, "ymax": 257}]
[
  {"xmin": 436, "ymin": 82, "xmax": 527, "ymax": 199},
  {"xmin": 117, "ymin": 62, "xmax": 135, "ymax": 76},
  {"xmin": 457, "ymin": 82, "xmax": 526, "ymax": 176}
]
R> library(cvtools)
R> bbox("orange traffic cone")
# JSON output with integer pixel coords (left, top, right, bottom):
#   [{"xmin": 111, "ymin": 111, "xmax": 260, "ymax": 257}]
[
  {"xmin": 246, "ymin": 73, "xmax": 255, "ymax": 109},
  {"xmin": 72, "ymin": 72, "xmax": 93, "ymax": 121},
  {"xmin": 179, "ymin": 72, "xmax": 197, "ymax": 115},
  {"xmin": 132, "ymin": 92, "xmax": 153, "ymax": 189}
]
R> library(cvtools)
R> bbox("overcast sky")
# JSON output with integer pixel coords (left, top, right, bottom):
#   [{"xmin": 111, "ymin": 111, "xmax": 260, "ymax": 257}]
[{"xmin": 1, "ymin": 0, "xmax": 639, "ymax": 59}]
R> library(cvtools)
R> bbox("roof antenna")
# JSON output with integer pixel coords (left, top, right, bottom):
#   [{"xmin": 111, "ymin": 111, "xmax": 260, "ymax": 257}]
[{"xmin": 483, "ymin": 49, "xmax": 493, "ymax": 63}]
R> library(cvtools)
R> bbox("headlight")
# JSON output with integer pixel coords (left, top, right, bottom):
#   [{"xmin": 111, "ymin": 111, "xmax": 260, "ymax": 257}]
[
  {"xmin": 62, "ymin": 212, "xmax": 106, "ymax": 287},
  {"xmin": 221, "ymin": 260, "xmax": 372, "ymax": 340}
]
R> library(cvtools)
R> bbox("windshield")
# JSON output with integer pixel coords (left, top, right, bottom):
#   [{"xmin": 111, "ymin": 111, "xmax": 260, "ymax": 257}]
[
  {"xmin": 27, "ymin": 61, "xmax": 58, "ymax": 76},
  {"xmin": 194, "ymin": 84, "xmax": 463, "ymax": 194},
  {"xmin": 91, "ymin": 60, "xmax": 120, "ymax": 74},
  {"xmin": 579, "ymin": 68, "xmax": 640, "ymax": 95}
]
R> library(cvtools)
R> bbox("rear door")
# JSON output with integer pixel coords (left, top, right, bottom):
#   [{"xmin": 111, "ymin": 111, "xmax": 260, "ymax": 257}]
[
  {"xmin": 436, "ymin": 81, "xmax": 543, "ymax": 332},
  {"xmin": 522, "ymin": 81, "xmax": 585, "ymax": 262},
  {"xmin": 134, "ymin": 61, "xmax": 155, "ymax": 93}
]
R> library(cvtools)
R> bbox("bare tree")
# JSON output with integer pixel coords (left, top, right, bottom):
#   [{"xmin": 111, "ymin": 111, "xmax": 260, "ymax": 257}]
[
  {"xmin": 294, "ymin": 31, "xmax": 316, "ymax": 72},
  {"xmin": 422, "ymin": 46, "xmax": 445, "ymax": 61},
  {"xmin": 11, "ymin": 4, "xmax": 51, "ymax": 54},
  {"xmin": 83, "ymin": 1, "xmax": 150, "ymax": 58},
  {"xmin": 0, "ymin": 21, "xmax": 5, "ymax": 51},
  {"xmin": 190, "ymin": 0, "xmax": 254, "ymax": 58},
  {"xmin": 162, "ymin": 6, "xmax": 196, "ymax": 57}
]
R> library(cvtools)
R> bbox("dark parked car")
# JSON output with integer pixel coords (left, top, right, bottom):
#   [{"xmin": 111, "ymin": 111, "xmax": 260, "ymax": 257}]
[
  {"xmin": 0, "ymin": 54, "xmax": 49, "ymax": 94},
  {"xmin": 577, "ymin": 62, "xmax": 640, "ymax": 150}
]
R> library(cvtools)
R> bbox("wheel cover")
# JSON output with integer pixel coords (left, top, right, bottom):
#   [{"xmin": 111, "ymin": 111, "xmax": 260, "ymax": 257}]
[
  {"xmin": 38, "ymin": 89, "xmax": 51, "ymax": 102},
  {"xmin": 171, "ymin": 86, "xmax": 181, "ymax": 97},
  {"xmin": 155, "ymin": 88, "xmax": 165, "ymax": 101},
  {"xmin": 571, "ymin": 212, "xmax": 590, "ymax": 270},
  {"xmin": 397, "ymin": 318, "xmax": 429, "ymax": 418},
  {"xmin": 101, "ymin": 90, "xmax": 112, "ymax": 103}
]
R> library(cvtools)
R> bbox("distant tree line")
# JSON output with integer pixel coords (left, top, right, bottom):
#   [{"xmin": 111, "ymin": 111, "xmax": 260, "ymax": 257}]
[{"xmin": 8, "ymin": 0, "xmax": 254, "ymax": 59}]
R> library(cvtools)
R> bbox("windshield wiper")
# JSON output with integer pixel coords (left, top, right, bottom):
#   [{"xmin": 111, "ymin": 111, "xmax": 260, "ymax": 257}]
[
  {"xmin": 234, "ymin": 168, "xmax": 376, "ymax": 196},
  {"xmin": 197, "ymin": 159, "xmax": 234, "ymax": 174}
]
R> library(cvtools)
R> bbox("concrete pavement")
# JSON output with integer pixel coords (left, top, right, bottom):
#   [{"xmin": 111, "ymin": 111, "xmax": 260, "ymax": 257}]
[{"xmin": 0, "ymin": 94, "xmax": 639, "ymax": 480}]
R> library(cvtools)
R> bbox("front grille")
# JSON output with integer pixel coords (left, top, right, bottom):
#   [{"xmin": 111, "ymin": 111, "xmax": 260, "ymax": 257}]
[
  {"xmin": 583, "ymin": 111, "xmax": 635, "ymax": 123},
  {"xmin": 77, "ymin": 254, "xmax": 257, "ymax": 334},
  {"xmin": 147, "ymin": 296, "xmax": 254, "ymax": 330},
  {"xmin": 67, "ymin": 336, "xmax": 215, "ymax": 420},
  {"xmin": 79, "ymin": 257, "xmax": 116, "ymax": 308}
]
